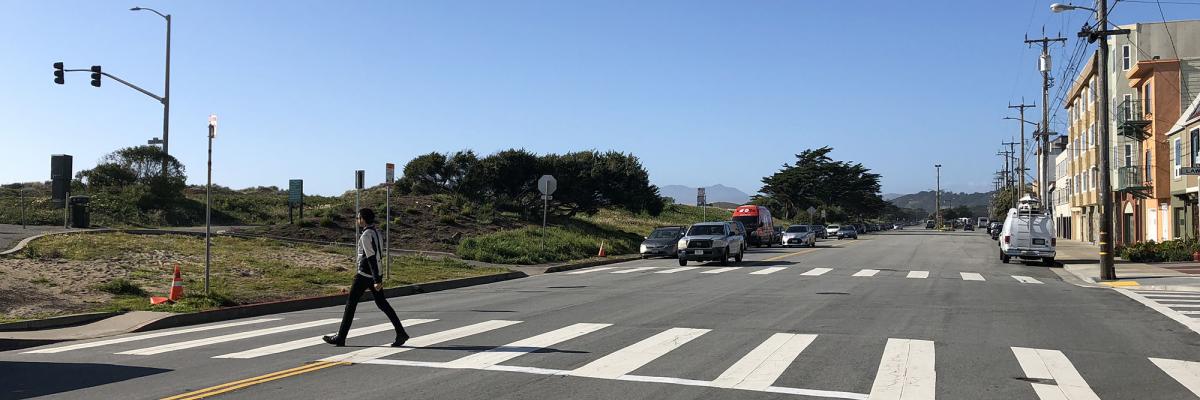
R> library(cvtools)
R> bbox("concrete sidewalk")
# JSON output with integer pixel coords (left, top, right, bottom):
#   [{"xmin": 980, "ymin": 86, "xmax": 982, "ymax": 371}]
[{"xmin": 1056, "ymin": 238, "xmax": 1200, "ymax": 292}]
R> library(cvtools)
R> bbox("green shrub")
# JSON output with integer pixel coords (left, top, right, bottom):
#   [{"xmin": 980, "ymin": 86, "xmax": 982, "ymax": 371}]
[
  {"xmin": 1120, "ymin": 241, "xmax": 1165, "ymax": 262},
  {"xmin": 97, "ymin": 278, "xmax": 147, "ymax": 296},
  {"xmin": 457, "ymin": 224, "xmax": 640, "ymax": 264}
]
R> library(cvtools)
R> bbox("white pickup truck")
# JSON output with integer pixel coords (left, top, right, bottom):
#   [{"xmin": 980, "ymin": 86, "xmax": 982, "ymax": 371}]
[{"xmin": 998, "ymin": 195, "xmax": 1056, "ymax": 266}]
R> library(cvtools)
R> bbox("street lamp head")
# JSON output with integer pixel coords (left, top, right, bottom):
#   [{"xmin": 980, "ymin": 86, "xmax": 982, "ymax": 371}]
[
  {"xmin": 935, "ymin": 164, "xmax": 942, "ymax": 168},
  {"xmin": 130, "ymin": 6, "xmax": 141, "ymax": 11},
  {"xmin": 1049, "ymin": 3, "xmax": 1073, "ymax": 13}
]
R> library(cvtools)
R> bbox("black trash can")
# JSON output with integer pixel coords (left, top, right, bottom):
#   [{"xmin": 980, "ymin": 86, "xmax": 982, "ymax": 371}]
[{"xmin": 69, "ymin": 196, "xmax": 90, "ymax": 228}]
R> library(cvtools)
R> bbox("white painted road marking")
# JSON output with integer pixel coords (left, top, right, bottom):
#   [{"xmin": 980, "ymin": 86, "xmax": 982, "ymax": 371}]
[
  {"xmin": 1179, "ymin": 310, "xmax": 1200, "ymax": 315},
  {"xmin": 322, "ymin": 320, "xmax": 522, "ymax": 363},
  {"xmin": 1011, "ymin": 347, "xmax": 1100, "ymax": 400},
  {"xmin": 1012, "ymin": 275, "xmax": 1043, "ymax": 284},
  {"xmin": 868, "ymin": 338, "xmax": 936, "ymax": 400},
  {"xmin": 712, "ymin": 333, "xmax": 817, "ymax": 390},
  {"xmin": 1147, "ymin": 299, "xmax": 1200, "ymax": 303},
  {"xmin": 1115, "ymin": 289, "xmax": 1200, "ymax": 335},
  {"xmin": 1150, "ymin": 357, "xmax": 1200, "ymax": 397},
  {"xmin": 22, "ymin": 318, "xmax": 281, "ymax": 354},
  {"xmin": 214, "ymin": 319, "xmax": 437, "ymax": 359},
  {"xmin": 702, "ymin": 267, "xmax": 740, "ymax": 274},
  {"xmin": 801, "ymin": 268, "xmax": 833, "ymax": 276},
  {"xmin": 1143, "ymin": 294, "xmax": 1200, "ymax": 299},
  {"xmin": 443, "ymin": 323, "xmax": 611, "ymax": 369},
  {"xmin": 567, "ymin": 327, "xmax": 710, "ymax": 379},
  {"xmin": 117, "ymin": 318, "xmax": 341, "ymax": 356},
  {"xmin": 853, "ymin": 269, "xmax": 880, "ymax": 277},
  {"xmin": 906, "ymin": 271, "xmax": 929, "ymax": 279},
  {"xmin": 656, "ymin": 267, "xmax": 699, "ymax": 274},
  {"xmin": 960, "ymin": 272, "xmax": 985, "ymax": 281},
  {"xmin": 612, "ymin": 267, "xmax": 657, "ymax": 274},
  {"xmin": 568, "ymin": 267, "xmax": 618, "ymax": 274},
  {"xmin": 751, "ymin": 267, "xmax": 787, "ymax": 275}
]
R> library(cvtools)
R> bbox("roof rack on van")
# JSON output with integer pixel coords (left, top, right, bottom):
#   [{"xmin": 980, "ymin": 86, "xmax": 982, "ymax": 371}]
[{"xmin": 1015, "ymin": 194, "xmax": 1043, "ymax": 214}]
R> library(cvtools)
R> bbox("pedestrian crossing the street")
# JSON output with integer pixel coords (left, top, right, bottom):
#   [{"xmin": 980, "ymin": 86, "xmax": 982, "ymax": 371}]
[
  {"xmin": 562, "ymin": 265, "xmax": 1053, "ymax": 285},
  {"xmin": 16, "ymin": 316, "xmax": 1200, "ymax": 399}
]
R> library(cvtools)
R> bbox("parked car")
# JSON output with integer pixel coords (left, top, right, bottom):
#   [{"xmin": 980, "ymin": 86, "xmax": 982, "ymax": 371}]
[
  {"xmin": 836, "ymin": 225, "xmax": 859, "ymax": 240},
  {"xmin": 732, "ymin": 205, "xmax": 776, "ymax": 247},
  {"xmin": 988, "ymin": 222, "xmax": 1003, "ymax": 239},
  {"xmin": 855, "ymin": 224, "xmax": 867, "ymax": 234},
  {"xmin": 925, "ymin": 220, "xmax": 936, "ymax": 229},
  {"xmin": 639, "ymin": 226, "xmax": 686, "ymax": 258},
  {"xmin": 782, "ymin": 225, "xmax": 817, "ymax": 247},
  {"xmin": 999, "ymin": 195, "xmax": 1056, "ymax": 265},
  {"xmin": 964, "ymin": 224, "xmax": 974, "ymax": 231},
  {"xmin": 825, "ymin": 224, "xmax": 841, "ymax": 237},
  {"xmin": 893, "ymin": 223, "xmax": 904, "ymax": 230},
  {"xmin": 772, "ymin": 226, "xmax": 784, "ymax": 246},
  {"xmin": 677, "ymin": 221, "xmax": 746, "ymax": 266},
  {"xmin": 814, "ymin": 225, "xmax": 828, "ymax": 239}
]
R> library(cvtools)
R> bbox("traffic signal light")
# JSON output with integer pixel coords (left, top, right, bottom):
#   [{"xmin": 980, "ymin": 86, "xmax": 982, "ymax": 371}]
[
  {"xmin": 53, "ymin": 62, "xmax": 64, "ymax": 85},
  {"xmin": 90, "ymin": 66, "xmax": 101, "ymax": 87}
]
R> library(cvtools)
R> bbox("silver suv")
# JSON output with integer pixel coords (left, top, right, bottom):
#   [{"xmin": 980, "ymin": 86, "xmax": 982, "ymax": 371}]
[{"xmin": 677, "ymin": 222, "xmax": 746, "ymax": 266}]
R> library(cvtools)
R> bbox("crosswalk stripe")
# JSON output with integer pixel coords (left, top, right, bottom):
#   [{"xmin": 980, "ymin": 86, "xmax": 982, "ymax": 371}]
[
  {"xmin": 1148, "ymin": 299, "xmax": 1200, "ymax": 303},
  {"xmin": 1013, "ymin": 275, "xmax": 1043, "ymax": 284},
  {"xmin": 702, "ymin": 267, "xmax": 739, "ymax": 274},
  {"xmin": 567, "ymin": 267, "xmax": 617, "ymax": 274},
  {"xmin": 1158, "ymin": 304, "xmax": 1200, "ymax": 307},
  {"xmin": 960, "ymin": 272, "xmax": 985, "ymax": 281},
  {"xmin": 1011, "ymin": 347, "xmax": 1100, "ymax": 400},
  {"xmin": 443, "ymin": 323, "xmax": 611, "ymax": 369},
  {"xmin": 868, "ymin": 338, "xmax": 936, "ymax": 400},
  {"xmin": 656, "ymin": 267, "xmax": 699, "ymax": 274},
  {"xmin": 116, "ymin": 318, "xmax": 341, "ymax": 356},
  {"xmin": 567, "ymin": 327, "xmax": 710, "ymax": 379},
  {"xmin": 712, "ymin": 333, "xmax": 817, "ymax": 390},
  {"xmin": 801, "ymin": 268, "xmax": 833, "ymax": 276},
  {"xmin": 612, "ymin": 267, "xmax": 657, "ymax": 274},
  {"xmin": 853, "ymin": 269, "xmax": 880, "ymax": 277},
  {"xmin": 321, "ymin": 320, "xmax": 522, "ymax": 363},
  {"xmin": 1142, "ymin": 293, "xmax": 1200, "ymax": 298},
  {"xmin": 750, "ymin": 267, "xmax": 787, "ymax": 275},
  {"xmin": 22, "ymin": 318, "xmax": 281, "ymax": 354},
  {"xmin": 906, "ymin": 271, "xmax": 929, "ymax": 279},
  {"xmin": 1150, "ymin": 357, "xmax": 1200, "ymax": 396},
  {"xmin": 213, "ymin": 319, "xmax": 437, "ymax": 359},
  {"xmin": 1177, "ymin": 310, "xmax": 1200, "ymax": 315}
]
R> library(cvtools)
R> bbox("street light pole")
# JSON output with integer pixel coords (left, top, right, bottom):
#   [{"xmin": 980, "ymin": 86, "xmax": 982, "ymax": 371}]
[
  {"xmin": 206, "ymin": 115, "xmax": 217, "ymax": 296},
  {"xmin": 131, "ymin": 6, "xmax": 170, "ymax": 176},
  {"xmin": 935, "ymin": 164, "xmax": 943, "ymax": 229}
]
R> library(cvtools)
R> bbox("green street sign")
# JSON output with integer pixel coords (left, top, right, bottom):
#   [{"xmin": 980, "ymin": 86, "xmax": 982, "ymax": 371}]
[{"xmin": 288, "ymin": 179, "xmax": 303, "ymax": 206}]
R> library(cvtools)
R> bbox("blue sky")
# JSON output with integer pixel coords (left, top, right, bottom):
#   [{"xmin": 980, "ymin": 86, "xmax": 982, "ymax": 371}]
[{"xmin": 1, "ymin": 0, "xmax": 1191, "ymax": 196}]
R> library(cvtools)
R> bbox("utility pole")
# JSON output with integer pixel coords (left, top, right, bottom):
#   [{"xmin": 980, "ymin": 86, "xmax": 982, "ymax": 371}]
[
  {"xmin": 1027, "ymin": 31, "xmax": 1067, "ymax": 206},
  {"xmin": 1009, "ymin": 101, "xmax": 1036, "ymax": 195},
  {"xmin": 935, "ymin": 164, "xmax": 943, "ymax": 229},
  {"xmin": 1002, "ymin": 140, "xmax": 1019, "ymax": 207}
]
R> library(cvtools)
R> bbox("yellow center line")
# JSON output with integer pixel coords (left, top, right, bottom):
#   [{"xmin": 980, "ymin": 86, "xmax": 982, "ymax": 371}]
[{"xmin": 161, "ymin": 360, "xmax": 350, "ymax": 400}]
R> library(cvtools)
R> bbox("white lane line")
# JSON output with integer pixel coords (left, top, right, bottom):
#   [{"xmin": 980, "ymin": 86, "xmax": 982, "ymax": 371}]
[
  {"xmin": 750, "ymin": 267, "xmax": 787, "ymax": 275},
  {"xmin": 853, "ymin": 269, "xmax": 880, "ymax": 277},
  {"xmin": 868, "ymin": 338, "xmax": 936, "ymax": 400},
  {"xmin": 612, "ymin": 267, "xmax": 657, "ymax": 274},
  {"xmin": 117, "ymin": 318, "xmax": 341, "ymax": 356},
  {"xmin": 702, "ymin": 267, "xmax": 740, "ymax": 274},
  {"xmin": 960, "ymin": 272, "xmax": 986, "ymax": 281},
  {"xmin": 443, "ymin": 323, "xmax": 610, "ymax": 369},
  {"xmin": 1179, "ymin": 311, "xmax": 1200, "ymax": 315},
  {"xmin": 1013, "ymin": 275, "xmax": 1044, "ymax": 284},
  {"xmin": 321, "ymin": 320, "xmax": 522, "ymax": 363},
  {"xmin": 361, "ymin": 359, "xmax": 869, "ymax": 400},
  {"xmin": 712, "ymin": 333, "xmax": 817, "ymax": 390},
  {"xmin": 213, "ymin": 319, "xmax": 436, "ymax": 359},
  {"xmin": 1150, "ymin": 357, "xmax": 1200, "ymax": 397},
  {"xmin": 656, "ymin": 267, "xmax": 699, "ymax": 274},
  {"xmin": 906, "ymin": 271, "xmax": 929, "ymax": 279},
  {"xmin": 22, "ymin": 318, "xmax": 281, "ymax": 354},
  {"xmin": 1147, "ymin": 299, "xmax": 1200, "ymax": 303},
  {"xmin": 1115, "ymin": 289, "xmax": 1200, "ymax": 335},
  {"xmin": 566, "ymin": 327, "xmax": 709, "ymax": 379},
  {"xmin": 1133, "ymin": 290, "xmax": 1200, "ymax": 294},
  {"xmin": 1158, "ymin": 304, "xmax": 1200, "ymax": 308},
  {"xmin": 567, "ymin": 267, "xmax": 618, "ymax": 274},
  {"xmin": 801, "ymin": 268, "xmax": 833, "ymax": 276},
  {"xmin": 1141, "ymin": 294, "xmax": 1200, "ymax": 298},
  {"xmin": 1011, "ymin": 347, "xmax": 1100, "ymax": 400}
]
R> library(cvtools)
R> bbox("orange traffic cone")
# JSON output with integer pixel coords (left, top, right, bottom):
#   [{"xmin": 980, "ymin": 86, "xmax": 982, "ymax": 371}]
[
  {"xmin": 151, "ymin": 265, "xmax": 184, "ymax": 305},
  {"xmin": 597, "ymin": 241, "xmax": 607, "ymax": 257}
]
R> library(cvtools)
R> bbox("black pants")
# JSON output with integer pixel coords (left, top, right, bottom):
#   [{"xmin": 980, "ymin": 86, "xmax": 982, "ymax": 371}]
[{"xmin": 336, "ymin": 275, "xmax": 407, "ymax": 340}]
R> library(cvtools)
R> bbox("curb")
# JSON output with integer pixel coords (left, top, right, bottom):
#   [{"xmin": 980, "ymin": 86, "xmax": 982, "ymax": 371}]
[
  {"xmin": 131, "ymin": 271, "xmax": 526, "ymax": 332},
  {"xmin": 544, "ymin": 255, "xmax": 641, "ymax": 273},
  {"xmin": 0, "ymin": 312, "xmax": 122, "ymax": 332}
]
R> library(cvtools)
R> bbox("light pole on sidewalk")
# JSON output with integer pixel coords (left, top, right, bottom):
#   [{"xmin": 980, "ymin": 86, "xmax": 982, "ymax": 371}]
[
  {"xmin": 205, "ymin": 114, "xmax": 217, "ymax": 296},
  {"xmin": 935, "ymin": 164, "xmax": 942, "ymax": 229},
  {"xmin": 130, "ymin": 6, "xmax": 171, "ymax": 176}
]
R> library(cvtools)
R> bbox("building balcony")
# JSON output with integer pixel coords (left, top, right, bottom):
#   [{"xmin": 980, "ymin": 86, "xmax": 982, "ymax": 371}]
[
  {"xmin": 1116, "ymin": 165, "xmax": 1153, "ymax": 198},
  {"xmin": 1116, "ymin": 99, "xmax": 1151, "ymax": 141}
]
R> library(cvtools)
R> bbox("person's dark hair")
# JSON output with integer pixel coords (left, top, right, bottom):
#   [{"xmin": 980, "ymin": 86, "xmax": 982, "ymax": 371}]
[{"xmin": 358, "ymin": 208, "xmax": 376, "ymax": 224}]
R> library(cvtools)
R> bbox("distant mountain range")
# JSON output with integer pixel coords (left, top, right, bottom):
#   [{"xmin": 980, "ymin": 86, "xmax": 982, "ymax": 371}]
[
  {"xmin": 660, "ymin": 184, "xmax": 751, "ymax": 206},
  {"xmin": 887, "ymin": 190, "xmax": 993, "ymax": 213},
  {"xmin": 882, "ymin": 193, "xmax": 903, "ymax": 201}
]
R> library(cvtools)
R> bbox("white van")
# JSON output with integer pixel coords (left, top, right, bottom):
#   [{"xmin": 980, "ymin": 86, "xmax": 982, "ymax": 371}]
[
  {"xmin": 998, "ymin": 195, "xmax": 1056, "ymax": 265},
  {"xmin": 977, "ymin": 217, "xmax": 990, "ymax": 228}
]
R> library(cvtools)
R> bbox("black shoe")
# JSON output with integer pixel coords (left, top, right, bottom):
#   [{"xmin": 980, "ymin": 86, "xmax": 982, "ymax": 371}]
[
  {"xmin": 322, "ymin": 335, "xmax": 344, "ymax": 347},
  {"xmin": 391, "ymin": 333, "xmax": 409, "ymax": 347}
]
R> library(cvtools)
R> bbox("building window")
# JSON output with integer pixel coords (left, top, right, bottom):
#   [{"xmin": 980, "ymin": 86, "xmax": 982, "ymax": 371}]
[
  {"xmin": 1192, "ymin": 128, "xmax": 1200, "ymax": 165},
  {"xmin": 1123, "ymin": 45, "xmax": 1132, "ymax": 71},
  {"xmin": 1090, "ymin": 124, "xmax": 1096, "ymax": 148},
  {"xmin": 1147, "ymin": 150, "xmax": 1153, "ymax": 182},
  {"xmin": 1146, "ymin": 83, "xmax": 1153, "ymax": 114},
  {"xmin": 1125, "ymin": 144, "xmax": 1133, "ymax": 167},
  {"xmin": 1124, "ymin": 94, "xmax": 1133, "ymax": 120},
  {"xmin": 1085, "ymin": 171, "xmax": 1091, "ymax": 191},
  {"xmin": 1176, "ymin": 138, "xmax": 1183, "ymax": 178},
  {"xmin": 1093, "ymin": 168, "xmax": 1099, "ymax": 189}
]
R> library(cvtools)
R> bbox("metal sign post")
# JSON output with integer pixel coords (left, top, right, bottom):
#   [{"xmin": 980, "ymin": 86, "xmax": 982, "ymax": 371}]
[
  {"xmin": 697, "ymin": 188, "xmax": 707, "ymax": 221},
  {"xmin": 355, "ymin": 170, "xmax": 365, "ymax": 246},
  {"xmin": 385, "ymin": 163, "xmax": 394, "ymax": 280},
  {"xmin": 538, "ymin": 175, "xmax": 557, "ymax": 252},
  {"xmin": 288, "ymin": 179, "xmax": 303, "ymax": 224},
  {"xmin": 807, "ymin": 206, "xmax": 817, "ymax": 224},
  {"xmin": 205, "ymin": 114, "xmax": 217, "ymax": 296}
]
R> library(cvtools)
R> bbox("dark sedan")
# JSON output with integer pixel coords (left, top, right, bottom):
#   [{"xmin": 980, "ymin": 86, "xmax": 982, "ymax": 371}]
[
  {"xmin": 640, "ymin": 226, "xmax": 686, "ymax": 258},
  {"xmin": 837, "ymin": 226, "xmax": 859, "ymax": 240}
]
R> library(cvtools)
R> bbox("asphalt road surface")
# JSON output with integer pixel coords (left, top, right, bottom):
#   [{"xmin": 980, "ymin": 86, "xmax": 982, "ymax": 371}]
[{"xmin": 5, "ymin": 229, "xmax": 1200, "ymax": 399}]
